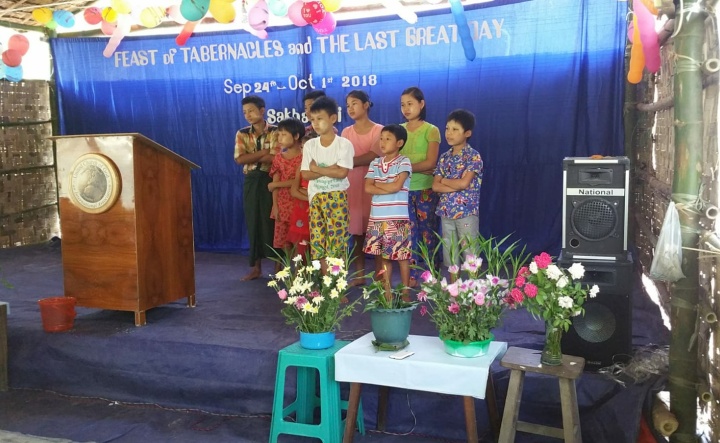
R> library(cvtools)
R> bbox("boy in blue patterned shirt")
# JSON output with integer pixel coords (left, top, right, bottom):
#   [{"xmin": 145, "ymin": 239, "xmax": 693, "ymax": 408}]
[{"xmin": 432, "ymin": 109, "xmax": 483, "ymax": 269}]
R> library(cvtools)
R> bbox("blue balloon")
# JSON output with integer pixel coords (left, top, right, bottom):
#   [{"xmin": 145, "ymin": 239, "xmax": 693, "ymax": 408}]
[
  {"xmin": 269, "ymin": 0, "xmax": 289, "ymax": 17},
  {"xmin": 0, "ymin": 61, "xmax": 6, "ymax": 80},
  {"xmin": 5, "ymin": 64, "xmax": 23, "ymax": 82},
  {"xmin": 180, "ymin": 0, "xmax": 210, "ymax": 22},
  {"xmin": 449, "ymin": 0, "xmax": 476, "ymax": 61},
  {"xmin": 53, "ymin": 10, "xmax": 76, "ymax": 28}
]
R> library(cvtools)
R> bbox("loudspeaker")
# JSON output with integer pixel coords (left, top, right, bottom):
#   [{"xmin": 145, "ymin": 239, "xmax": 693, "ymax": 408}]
[
  {"xmin": 559, "ymin": 251, "xmax": 633, "ymax": 370},
  {"xmin": 562, "ymin": 157, "xmax": 630, "ymax": 261}
]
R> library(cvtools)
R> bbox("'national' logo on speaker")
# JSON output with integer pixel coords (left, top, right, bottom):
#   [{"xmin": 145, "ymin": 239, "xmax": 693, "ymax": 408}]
[{"xmin": 566, "ymin": 188, "xmax": 625, "ymax": 196}]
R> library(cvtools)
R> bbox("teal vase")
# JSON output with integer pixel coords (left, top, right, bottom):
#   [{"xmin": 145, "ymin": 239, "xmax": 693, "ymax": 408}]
[
  {"xmin": 442, "ymin": 333, "xmax": 494, "ymax": 358},
  {"xmin": 370, "ymin": 305, "xmax": 416, "ymax": 348},
  {"xmin": 299, "ymin": 331, "xmax": 335, "ymax": 350}
]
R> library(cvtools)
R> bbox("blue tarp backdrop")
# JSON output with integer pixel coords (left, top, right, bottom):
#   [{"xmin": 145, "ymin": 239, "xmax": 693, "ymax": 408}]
[{"xmin": 51, "ymin": 0, "xmax": 626, "ymax": 254}]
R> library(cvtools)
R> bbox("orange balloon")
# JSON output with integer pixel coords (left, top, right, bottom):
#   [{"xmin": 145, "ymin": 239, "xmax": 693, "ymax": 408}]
[{"xmin": 627, "ymin": 15, "xmax": 645, "ymax": 84}]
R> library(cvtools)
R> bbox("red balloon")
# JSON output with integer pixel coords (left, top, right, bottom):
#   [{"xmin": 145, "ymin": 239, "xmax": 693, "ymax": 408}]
[
  {"xmin": 301, "ymin": 1, "xmax": 325, "ymax": 25},
  {"xmin": 84, "ymin": 7, "xmax": 103, "ymax": 25},
  {"xmin": 8, "ymin": 34, "xmax": 30, "ymax": 56},
  {"xmin": 2, "ymin": 49, "xmax": 22, "ymax": 68}
]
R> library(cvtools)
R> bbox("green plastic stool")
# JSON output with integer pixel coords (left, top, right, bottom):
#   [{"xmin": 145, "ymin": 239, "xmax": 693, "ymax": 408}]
[{"xmin": 269, "ymin": 340, "xmax": 365, "ymax": 443}]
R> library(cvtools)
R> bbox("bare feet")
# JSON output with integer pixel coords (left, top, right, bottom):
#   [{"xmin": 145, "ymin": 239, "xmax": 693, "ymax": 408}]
[
  {"xmin": 240, "ymin": 268, "xmax": 262, "ymax": 281},
  {"xmin": 408, "ymin": 277, "xmax": 418, "ymax": 288}
]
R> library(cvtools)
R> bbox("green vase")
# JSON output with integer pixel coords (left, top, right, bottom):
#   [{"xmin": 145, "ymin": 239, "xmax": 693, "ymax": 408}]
[
  {"xmin": 369, "ymin": 305, "xmax": 416, "ymax": 348},
  {"xmin": 541, "ymin": 324, "xmax": 563, "ymax": 366},
  {"xmin": 442, "ymin": 333, "xmax": 494, "ymax": 358}
]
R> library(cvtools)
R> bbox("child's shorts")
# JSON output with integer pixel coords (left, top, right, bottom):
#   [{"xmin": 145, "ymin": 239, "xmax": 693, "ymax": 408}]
[{"xmin": 363, "ymin": 220, "xmax": 412, "ymax": 261}]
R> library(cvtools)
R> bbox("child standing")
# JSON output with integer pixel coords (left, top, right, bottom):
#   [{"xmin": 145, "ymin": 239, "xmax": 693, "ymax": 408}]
[
  {"xmin": 400, "ymin": 87, "xmax": 441, "ymax": 283},
  {"xmin": 234, "ymin": 95, "xmax": 279, "ymax": 281},
  {"xmin": 363, "ymin": 124, "xmax": 413, "ymax": 301},
  {"xmin": 301, "ymin": 96, "xmax": 354, "ymax": 269},
  {"xmin": 269, "ymin": 118, "xmax": 305, "ymax": 259},
  {"xmin": 432, "ymin": 109, "xmax": 483, "ymax": 269},
  {"xmin": 288, "ymin": 166, "xmax": 311, "ymax": 257},
  {"xmin": 342, "ymin": 90, "xmax": 383, "ymax": 286}
]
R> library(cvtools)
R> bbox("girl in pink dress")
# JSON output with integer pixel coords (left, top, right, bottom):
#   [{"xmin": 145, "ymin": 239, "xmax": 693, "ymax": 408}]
[
  {"xmin": 341, "ymin": 90, "xmax": 383, "ymax": 286},
  {"xmin": 288, "ymin": 165, "xmax": 310, "ymax": 258},
  {"xmin": 269, "ymin": 119, "xmax": 305, "ymax": 259}
]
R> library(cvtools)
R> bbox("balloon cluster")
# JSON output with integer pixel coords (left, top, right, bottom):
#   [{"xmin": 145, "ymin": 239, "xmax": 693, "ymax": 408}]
[
  {"xmin": 627, "ymin": 0, "xmax": 660, "ymax": 84},
  {"xmin": 0, "ymin": 34, "xmax": 29, "ymax": 82},
  {"xmin": 31, "ymin": 8, "xmax": 75, "ymax": 30}
]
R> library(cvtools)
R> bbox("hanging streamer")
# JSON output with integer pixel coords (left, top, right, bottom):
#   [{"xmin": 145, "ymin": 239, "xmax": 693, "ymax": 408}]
[
  {"xmin": 449, "ymin": 0, "xmax": 475, "ymax": 61},
  {"xmin": 627, "ymin": 15, "xmax": 645, "ymax": 84}
]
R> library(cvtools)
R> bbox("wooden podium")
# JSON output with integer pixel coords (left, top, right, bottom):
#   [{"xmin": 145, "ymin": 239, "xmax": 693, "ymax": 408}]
[{"xmin": 54, "ymin": 134, "xmax": 199, "ymax": 326}]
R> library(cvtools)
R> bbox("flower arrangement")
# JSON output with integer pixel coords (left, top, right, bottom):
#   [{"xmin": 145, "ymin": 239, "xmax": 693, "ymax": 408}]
[
  {"xmin": 416, "ymin": 234, "xmax": 529, "ymax": 343},
  {"xmin": 361, "ymin": 269, "xmax": 418, "ymax": 311},
  {"xmin": 512, "ymin": 252, "xmax": 600, "ymax": 332},
  {"xmin": 268, "ymin": 254, "xmax": 361, "ymax": 333}
]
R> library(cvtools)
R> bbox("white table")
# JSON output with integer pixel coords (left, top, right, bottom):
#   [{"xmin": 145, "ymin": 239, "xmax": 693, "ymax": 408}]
[{"xmin": 335, "ymin": 333, "xmax": 507, "ymax": 443}]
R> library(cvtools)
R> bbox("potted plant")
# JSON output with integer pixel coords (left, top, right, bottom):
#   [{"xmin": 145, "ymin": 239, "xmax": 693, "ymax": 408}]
[
  {"xmin": 268, "ymin": 254, "xmax": 362, "ymax": 349},
  {"xmin": 361, "ymin": 269, "xmax": 419, "ymax": 350},
  {"xmin": 512, "ymin": 252, "xmax": 599, "ymax": 365},
  {"xmin": 416, "ymin": 234, "xmax": 529, "ymax": 357}
]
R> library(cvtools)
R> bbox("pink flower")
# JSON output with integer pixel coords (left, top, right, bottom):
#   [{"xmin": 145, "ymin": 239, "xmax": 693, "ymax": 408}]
[
  {"xmin": 447, "ymin": 282, "xmax": 459, "ymax": 297},
  {"xmin": 448, "ymin": 302, "xmax": 460, "ymax": 314},
  {"xmin": 523, "ymin": 283, "xmax": 538, "ymax": 298},
  {"xmin": 417, "ymin": 291, "xmax": 428, "ymax": 302},
  {"xmin": 330, "ymin": 265, "xmax": 342, "ymax": 275},
  {"xmin": 534, "ymin": 252, "xmax": 552, "ymax": 269},
  {"xmin": 420, "ymin": 305, "xmax": 428, "ymax": 316},
  {"xmin": 515, "ymin": 275, "xmax": 526, "ymax": 287},
  {"xmin": 294, "ymin": 296, "xmax": 308, "ymax": 309},
  {"xmin": 278, "ymin": 289, "xmax": 288, "ymax": 300},
  {"xmin": 309, "ymin": 291, "xmax": 320, "ymax": 298},
  {"xmin": 473, "ymin": 293, "xmax": 485, "ymax": 305},
  {"xmin": 518, "ymin": 266, "xmax": 530, "ymax": 278},
  {"xmin": 511, "ymin": 288, "xmax": 524, "ymax": 303},
  {"xmin": 420, "ymin": 270, "xmax": 434, "ymax": 283},
  {"xmin": 448, "ymin": 265, "xmax": 460, "ymax": 275}
]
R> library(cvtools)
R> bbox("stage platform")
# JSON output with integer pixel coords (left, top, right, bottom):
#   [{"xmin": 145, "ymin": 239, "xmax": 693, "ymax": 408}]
[{"xmin": 0, "ymin": 242, "xmax": 669, "ymax": 442}]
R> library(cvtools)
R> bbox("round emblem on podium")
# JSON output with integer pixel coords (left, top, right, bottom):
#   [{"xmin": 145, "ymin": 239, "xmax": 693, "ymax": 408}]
[{"xmin": 68, "ymin": 154, "xmax": 121, "ymax": 214}]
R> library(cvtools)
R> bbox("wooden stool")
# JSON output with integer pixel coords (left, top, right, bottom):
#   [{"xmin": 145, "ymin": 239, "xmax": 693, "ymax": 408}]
[{"xmin": 498, "ymin": 346, "xmax": 585, "ymax": 443}]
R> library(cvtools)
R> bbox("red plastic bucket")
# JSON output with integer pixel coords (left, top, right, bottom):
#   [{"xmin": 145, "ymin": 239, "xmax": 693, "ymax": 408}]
[{"xmin": 38, "ymin": 297, "xmax": 76, "ymax": 332}]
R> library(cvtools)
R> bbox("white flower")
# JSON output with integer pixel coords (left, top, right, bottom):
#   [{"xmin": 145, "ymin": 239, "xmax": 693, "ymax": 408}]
[
  {"xmin": 556, "ymin": 276, "xmax": 569, "ymax": 289},
  {"xmin": 268, "ymin": 280, "xmax": 278, "ymax": 289},
  {"xmin": 302, "ymin": 303, "xmax": 318, "ymax": 314},
  {"xmin": 323, "ymin": 275, "xmax": 333, "ymax": 287},
  {"xmin": 589, "ymin": 284, "xmax": 599, "ymax": 298},
  {"xmin": 573, "ymin": 310, "xmax": 582, "ymax": 317},
  {"xmin": 558, "ymin": 296, "xmax": 574, "ymax": 309},
  {"xmin": 546, "ymin": 264, "xmax": 563, "ymax": 281},
  {"xmin": 529, "ymin": 262, "xmax": 539, "ymax": 274},
  {"xmin": 311, "ymin": 260, "xmax": 321, "ymax": 270},
  {"xmin": 275, "ymin": 267, "xmax": 291, "ymax": 280},
  {"xmin": 329, "ymin": 288, "xmax": 340, "ymax": 299},
  {"xmin": 292, "ymin": 255, "xmax": 303, "ymax": 263},
  {"xmin": 336, "ymin": 279, "xmax": 348, "ymax": 292},
  {"xmin": 326, "ymin": 257, "xmax": 345, "ymax": 268},
  {"xmin": 362, "ymin": 288, "xmax": 370, "ymax": 300},
  {"xmin": 286, "ymin": 296, "xmax": 298, "ymax": 305},
  {"xmin": 312, "ymin": 295, "xmax": 325, "ymax": 304},
  {"xmin": 567, "ymin": 262, "xmax": 585, "ymax": 280}
]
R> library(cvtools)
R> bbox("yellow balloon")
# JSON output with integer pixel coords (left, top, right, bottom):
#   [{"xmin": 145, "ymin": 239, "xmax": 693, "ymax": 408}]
[
  {"xmin": 102, "ymin": 7, "xmax": 118, "ymax": 23},
  {"xmin": 321, "ymin": 0, "xmax": 342, "ymax": 13},
  {"xmin": 139, "ymin": 7, "xmax": 166, "ymax": 28},
  {"xmin": 110, "ymin": 0, "xmax": 132, "ymax": 15},
  {"xmin": 31, "ymin": 8, "xmax": 53, "ymax": 25},
  {"xmin": 210, "ymin": 1, "xmax": 236, "ymax": 23}
]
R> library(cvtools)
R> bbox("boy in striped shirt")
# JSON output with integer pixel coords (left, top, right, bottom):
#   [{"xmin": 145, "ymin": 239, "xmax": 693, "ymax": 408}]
[{"xmin": 363, "ymin": 124, "xmax": 413, "ymax": 299}]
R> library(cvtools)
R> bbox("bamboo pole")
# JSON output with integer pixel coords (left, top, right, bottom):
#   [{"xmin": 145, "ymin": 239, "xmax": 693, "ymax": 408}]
[{"xmin": 669, "ymin": 1, "xmax": 705, "ymax": 441}]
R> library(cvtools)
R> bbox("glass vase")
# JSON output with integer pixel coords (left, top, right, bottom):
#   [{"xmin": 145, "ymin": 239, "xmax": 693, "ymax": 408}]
[{"xmin": 541, "ymin": 324, "xmax": 563, "ymax": 366}]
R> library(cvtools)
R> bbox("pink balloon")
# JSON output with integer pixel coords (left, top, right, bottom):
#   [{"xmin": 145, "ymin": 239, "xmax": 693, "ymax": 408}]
[
  {"xmin": 635, "ymin": 0, "xmax": 660, "ymax": 73},
  {"xmin": 627, "ymin": 21, "xmax": 634, "ymax": 44},
  {"xmin": 312, "ymin": 11, "xmax": 335, "ymax": 35},
  {"xmin": 84, "ymin": 7, "xmax": 103, "ymax": 25},
  {"xmin": 287, "ymin": 1, "xmax": 307, "ymax": 27},
  {"xmin": 101, "ymin": 20, "xmax": 117, "ymax": 36},
  {"xmin": 2, "ymin": 49, "xmax": 22, "ymax": 68},
  {"xmin": 167, "ymin": 5, "xmax": 188, "ymax": 24},
  {"xmin": 8, "ymin": 34, "xmax": 30, "ymax": 56},
  {"xmin": 248, "ymin": 0, "xmax": 269, "ymax": 31}
]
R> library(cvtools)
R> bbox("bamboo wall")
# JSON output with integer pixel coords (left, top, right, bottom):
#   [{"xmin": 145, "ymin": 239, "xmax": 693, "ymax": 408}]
[
  {"xmin": 0, "ymin": 80, "xmax": 59, "ymax": 248},
  {"xmin": 630, "ymin": 15, "xmax": 719, "ymax": 441}
]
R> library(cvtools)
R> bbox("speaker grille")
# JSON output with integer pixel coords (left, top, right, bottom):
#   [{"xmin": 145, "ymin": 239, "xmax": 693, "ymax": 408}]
[
  {"xmin": 571, "ymin": 198, "xmax": 617, "ymax": 241},
  {"xmin": 572, "ymin": 302, "xmax": 616, "ymax": 343}
]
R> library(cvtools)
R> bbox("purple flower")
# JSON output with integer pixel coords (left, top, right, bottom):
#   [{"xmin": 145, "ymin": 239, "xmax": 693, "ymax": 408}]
[
  {"xmin": 295, "ymin": 296, "xmax": 308, "ymax": 309},
  {"xmin": 421, "ymin": 270, "xmax": 435, "ymax": 283}
]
